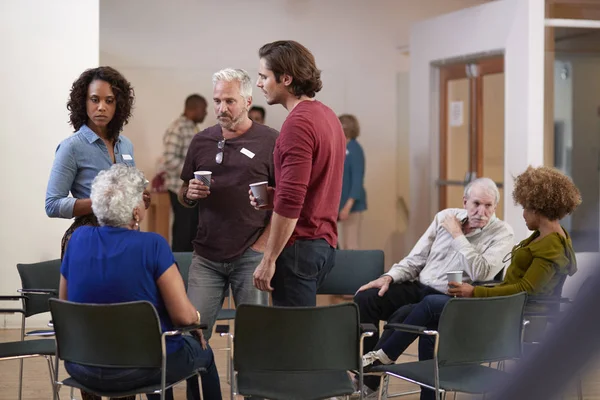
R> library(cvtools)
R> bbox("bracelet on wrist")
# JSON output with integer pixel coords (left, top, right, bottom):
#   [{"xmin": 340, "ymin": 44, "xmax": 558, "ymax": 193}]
[{"xmin": 183, "ymin": 187, "xmax": 198, "ymax": 206}]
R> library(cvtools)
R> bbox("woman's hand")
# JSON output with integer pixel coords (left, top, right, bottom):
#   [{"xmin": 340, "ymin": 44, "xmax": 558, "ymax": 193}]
[{"xmin": 447, "ymin": 282, "xmax": 475, "ymax": 298}]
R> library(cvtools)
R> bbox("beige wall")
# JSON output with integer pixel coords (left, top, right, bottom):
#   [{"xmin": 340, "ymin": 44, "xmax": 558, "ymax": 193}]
[
  {"xmin": 99, "ymin": 0, "xmax": 489, "ymax": 267},
  {"xmin": 0, "ymin": 0, "xmax": 99, "ymax": 328}
]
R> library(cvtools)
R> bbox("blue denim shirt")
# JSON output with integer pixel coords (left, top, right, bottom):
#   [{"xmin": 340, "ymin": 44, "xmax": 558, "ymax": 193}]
[{"xmin": 45, "ymin": 125, "xmax": 135, "ymax": 219}]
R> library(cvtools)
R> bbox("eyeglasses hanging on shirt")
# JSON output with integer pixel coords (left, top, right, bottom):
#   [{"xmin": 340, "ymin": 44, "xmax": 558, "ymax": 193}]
[
  {"xmin": 502, "ymin": 242, "xmax": 525, "ymax": 264},
  {"xmin": 216, "ymin": 139, "xmax": 226, "ymax": 164}
]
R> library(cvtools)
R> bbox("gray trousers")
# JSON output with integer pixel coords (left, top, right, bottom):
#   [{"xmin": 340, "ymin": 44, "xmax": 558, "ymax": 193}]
[{"xmin": 187, "ymin": 248, "xmax": 269, "ymax": 340}]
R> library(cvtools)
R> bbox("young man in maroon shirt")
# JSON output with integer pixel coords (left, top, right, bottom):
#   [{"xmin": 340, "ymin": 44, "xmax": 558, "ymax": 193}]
[{"xmin": 250, "ymin": 40, "xmax": 346, "ymax": 306}]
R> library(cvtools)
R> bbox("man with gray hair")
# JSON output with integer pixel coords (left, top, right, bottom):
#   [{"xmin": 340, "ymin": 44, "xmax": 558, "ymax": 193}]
[
  {"xmin": 178, "ymin": 68, "xmax": 278, "ymax": 340},
  {"xmin": 355, "ymin": 178, "xmax": 514, "ymax": 354}
]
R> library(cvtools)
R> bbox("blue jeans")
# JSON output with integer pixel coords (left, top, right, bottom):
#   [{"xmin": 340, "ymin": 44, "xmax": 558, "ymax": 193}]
[
  {"xmin": 271, "ymin": 239, "xmax": 335, "ymax": 307},
  {"xmin": 187, "ymin": 248, "xmax": 269, "ymax": 340},
  {"xmin": 65, "ymin": 336, "xmax": 222, "ymax": 400}
]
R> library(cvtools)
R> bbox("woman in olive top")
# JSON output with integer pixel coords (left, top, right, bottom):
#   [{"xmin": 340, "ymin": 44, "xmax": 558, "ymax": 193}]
[{"xmin": 361, "ymin": 166, "xmax": 581, "ymax": 400}]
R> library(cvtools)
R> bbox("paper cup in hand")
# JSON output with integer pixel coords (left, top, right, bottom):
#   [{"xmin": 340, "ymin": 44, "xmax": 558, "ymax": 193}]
[
  {"xmin": 194, "ymin": 171, "xmax": 212, "ymax": 187},
  {"xmin": 447, "ymin": 271, "xmax": 463, "ymax": 284},
  {"xmin": 249, "ymin": 181, "xmax": 268, "ymax": 207}
]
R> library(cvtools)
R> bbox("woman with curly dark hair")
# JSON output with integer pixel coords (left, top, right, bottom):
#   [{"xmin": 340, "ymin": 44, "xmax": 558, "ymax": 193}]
[
  {"xmin": 45, "ymin": 66, "xmax": 149, "ymax": 260},
  {"xmin": 359, "ymin": 166, "xmax": 582, "ymax": 400}
]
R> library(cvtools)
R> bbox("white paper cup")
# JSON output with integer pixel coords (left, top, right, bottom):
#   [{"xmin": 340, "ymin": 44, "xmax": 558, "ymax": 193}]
[
  {"xmin": 447, "ymin": 271, "xmax": 463, "ymax": 284},
  {"xmin": 249, "ymin": 181, "xmax": 268, "ymax": 206},
  {"xmin": 194, "ymin": 171, "xmax": 212, "ymax": 187}
]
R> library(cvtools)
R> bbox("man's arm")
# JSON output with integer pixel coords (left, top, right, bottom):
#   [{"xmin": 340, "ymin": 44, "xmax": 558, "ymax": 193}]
[
  {"xmin": 385, "ymin": 214, "xmax": 440, "ymax": 283},
  {"xmin": 253, "ymin": 213, "xmax": 297, "ymax": 291},
  {"xmin": 251, "ymin": 218, "xmax": 272, "ymax": 252},
  {"xmin": 453, "ymin": 223, "xmax": 515, "ymax": 282}
]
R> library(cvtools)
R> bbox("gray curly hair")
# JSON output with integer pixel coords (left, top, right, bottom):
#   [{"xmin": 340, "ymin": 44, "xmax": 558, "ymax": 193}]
[{"xmin": 90, "ymin": 164, "xmax": 146, "ymax": 227}]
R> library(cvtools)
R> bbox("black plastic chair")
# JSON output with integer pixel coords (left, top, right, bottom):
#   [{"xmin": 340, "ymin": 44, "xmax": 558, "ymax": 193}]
[
  {"xmin": 16, "ymin": 259, "xmax": 61, "ymax": 333},
  {"xmin": 0, "ymin": 259, "xmax": 61, "ymax": 400},
  {"xmin": 367, "ymin": 293, "xmax": 528, "ymax": 400},
  {"xmin": 232, "ymin": 303, "xmax": 374, "ymax": 400},
  {"xmin": 0, "ymin": 294, "xmax": 56, "ymax": 400},
  {"xmin": 317, "ymin": 249, "xmax": 385, "ymax": 295},
  {"xmin": 49, "ymin": 299, "xmax": 206, "ymax": 400}
]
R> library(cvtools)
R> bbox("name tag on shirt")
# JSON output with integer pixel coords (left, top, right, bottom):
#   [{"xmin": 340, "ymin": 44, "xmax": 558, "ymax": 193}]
[
  {"xmin": 123, "ymin": 154, "xmax": 133, "ymax": 160},
  {"xmin": 240, "ymin": 148, "xmax": 255, "ymax": 159}
]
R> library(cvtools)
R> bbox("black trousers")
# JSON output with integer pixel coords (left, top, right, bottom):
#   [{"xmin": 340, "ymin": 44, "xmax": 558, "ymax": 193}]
[
  {"xmin": 354, "ymin": 281, "xmax": 441, "ymax": 399},
  {"xmin": 168, "ymin": 190, "xmax": 199, "ymax": 252}
]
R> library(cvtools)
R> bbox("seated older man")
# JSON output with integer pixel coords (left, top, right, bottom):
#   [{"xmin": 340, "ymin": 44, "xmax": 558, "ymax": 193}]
[{"xmin": 354, "ymin": 177, "xmax": 514, "ymax": 354}]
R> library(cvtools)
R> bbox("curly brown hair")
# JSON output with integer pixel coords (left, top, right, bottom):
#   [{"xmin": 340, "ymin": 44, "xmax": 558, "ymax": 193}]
[
  {"xmin": 259, "ymin": 40, "xmax": 322, "ymax": 98},
  {"xmin": 67, "ymin": 66, "xmax": 135, "ymax": 140},
  {"xmin": 512, "ymin": 166, "xmax": 582, "ymax": 220}
]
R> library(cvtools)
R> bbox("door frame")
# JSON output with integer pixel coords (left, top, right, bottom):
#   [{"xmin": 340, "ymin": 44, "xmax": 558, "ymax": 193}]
[
  {"xmin": 438, "ymin": 56, "xmax": 504, "ymax": 210},
  {"xmin": 408, "ymin": 0, "xmax": 546, "ymax": 246}
]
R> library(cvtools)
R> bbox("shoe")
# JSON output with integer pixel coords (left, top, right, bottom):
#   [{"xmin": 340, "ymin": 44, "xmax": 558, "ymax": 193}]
[
  {"xmin": 362, "ymin": 349, "xmax": 393, "ymax": 368},
  {"xmin": 363, "ymin": 375, "xmax": 389, "ymax": 399}
]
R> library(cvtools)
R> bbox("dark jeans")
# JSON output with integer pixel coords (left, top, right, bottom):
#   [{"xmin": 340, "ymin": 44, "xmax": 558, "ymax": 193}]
[
  {"xmin": 354, "ymin": 281, "xmax": 442, "ymax": 353},
  {"xmin": 271, "ymin": 239, "xmax": 335, "ymax": 307},
  {"xmin": 367, "ymin": 295, "xmax": 451, "ymax": 400},
  {"xmin": 65, "ymin": 336, "xmax": 222, "ymax": 400},
  {"xmin": 168, "ymin": 190, "xmax": 199, "ymax": 252}
]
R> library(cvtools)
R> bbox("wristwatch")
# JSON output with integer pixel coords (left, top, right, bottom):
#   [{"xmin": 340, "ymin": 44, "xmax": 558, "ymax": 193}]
[{"xmin": 183, "ymin": 187, "xmax": 198, "ymax": 206}]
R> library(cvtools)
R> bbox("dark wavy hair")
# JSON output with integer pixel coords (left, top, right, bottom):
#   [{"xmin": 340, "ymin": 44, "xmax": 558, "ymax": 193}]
[
  {"xmin": 513, "ymin": 166, "xmax": 582, "ymax": 220},
  {"xmin": 258, "ymin": 40, "xmax": 322, "ymax": 98},
  {"xmin": 67, "ymin": 66, "xmax": 135, "ymax": 140}
]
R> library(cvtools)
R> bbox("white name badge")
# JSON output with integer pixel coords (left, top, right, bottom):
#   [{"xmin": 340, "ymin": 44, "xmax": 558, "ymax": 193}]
[
  {"xmin": 123, "ymin": 154, "xmax": 133, "ymax": 160},
  {"xmin": 240, "ymin": 148, "xmax": 255, "ymax": 159}
]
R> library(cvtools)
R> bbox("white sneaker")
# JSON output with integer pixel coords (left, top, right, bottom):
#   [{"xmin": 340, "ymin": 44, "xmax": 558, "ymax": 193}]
[{"xmin": 362, "ymin": 349, "xmax": 393, "ymax": 368}]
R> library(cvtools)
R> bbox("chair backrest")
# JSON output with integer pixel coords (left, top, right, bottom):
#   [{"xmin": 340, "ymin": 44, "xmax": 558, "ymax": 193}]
[
  {"xmin": 173, "ymin": 252, "xmax": 193, "ymax": 290},
  {"xmin": 49, "ymin": 299, "xmax": 163, "ymax": 368},
  {"xmin": 234, "ymin": 303, "xmax": 360, "ymax": 372},
  {"xmin": 17, "ymin": 259, "xmax": 61, "ymax": 317},
  {"xmin": 437, "ymin": 292, "xmax": 527, "ymax": 366},
  {"xmin": 317, "ymin": 249, "xmax": 385, "ymax": 295}
]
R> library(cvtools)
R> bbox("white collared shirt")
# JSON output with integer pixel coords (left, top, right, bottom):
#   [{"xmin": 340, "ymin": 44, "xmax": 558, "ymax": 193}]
[{"xmin": 385, "ymin": 208, "xmax": 515, "ymax": 293}]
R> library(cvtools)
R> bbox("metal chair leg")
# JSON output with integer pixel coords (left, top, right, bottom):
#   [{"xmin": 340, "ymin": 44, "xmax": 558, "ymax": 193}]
[{"xmin": 576, "ymin": 375, "xmax": 583, "ymax": 400}]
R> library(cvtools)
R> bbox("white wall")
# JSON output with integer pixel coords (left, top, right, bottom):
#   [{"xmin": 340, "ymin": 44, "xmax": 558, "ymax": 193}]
[
  {"xmin": 99, "ymin": 0, "xmax": 489, "ymax": 267},
  {"xmin": 408, "ymin": 0, "xmax": 546, "ymax": 245},
  {"xmin": 0, "ymin": 0, "xmax": 99, "ymax": 327}
]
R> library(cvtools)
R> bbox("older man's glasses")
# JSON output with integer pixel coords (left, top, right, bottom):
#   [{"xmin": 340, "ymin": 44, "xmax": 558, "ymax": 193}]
[{"xmin": 216, "ymin": 139, "xmax": 226, "ymax": 164}]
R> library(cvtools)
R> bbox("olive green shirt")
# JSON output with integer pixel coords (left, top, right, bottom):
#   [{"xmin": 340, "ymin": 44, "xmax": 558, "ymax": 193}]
[{"xmin": 473, "ymin": 228, "xmax": 576, "ymax": 298}]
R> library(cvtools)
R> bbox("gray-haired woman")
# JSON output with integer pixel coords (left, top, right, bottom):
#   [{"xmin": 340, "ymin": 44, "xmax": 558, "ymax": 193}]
[{"xmin": 59, "ymin": 163, "xmax": 222, "ymax": 400}]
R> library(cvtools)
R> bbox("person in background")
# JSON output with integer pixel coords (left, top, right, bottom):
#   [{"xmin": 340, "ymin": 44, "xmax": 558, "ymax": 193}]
[
  {"xmin": 251, "ymin": 40, "xmax": 346, "ymax": 306},
  {"xmin": 162, "ymin": 94, "xmax": 207, "ymax": 251},
  {"xmin": 45, "ymin": 66, "xmax": 150, "ymax": 259},
  {"xmin": 60, "ymin": 164, "xmax": 222, "ymax": 400},
  {"xmin": 248, "ymin": 105, "xmax": 266, "ymax": 124},
  {"xmin": 361, "ymin": 166, "xmax": 581, "ymax": 400},
  {"xmin": 337, "ymin": 114, "xmax": 367, "ymax": 250}
]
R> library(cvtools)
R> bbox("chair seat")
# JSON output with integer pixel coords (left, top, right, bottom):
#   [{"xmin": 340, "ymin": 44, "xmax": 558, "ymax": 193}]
[
  {"xmin": 237, "ymin": 370, "xmax": 354, "ymax": 400},
  {"xmin": 368, "ymin": 360, "xmax": 509, "ymax": 394},
  {"xmin": 216, "ymin": 308, "xmax": 236, "ymax": 321},
  {"xmin": 60, "ymin": 369, "xmax": 205, "ymax": 397},
  {"xmin": 0, "ymin": 339, "xmax": 55, "ymax": 358}
]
